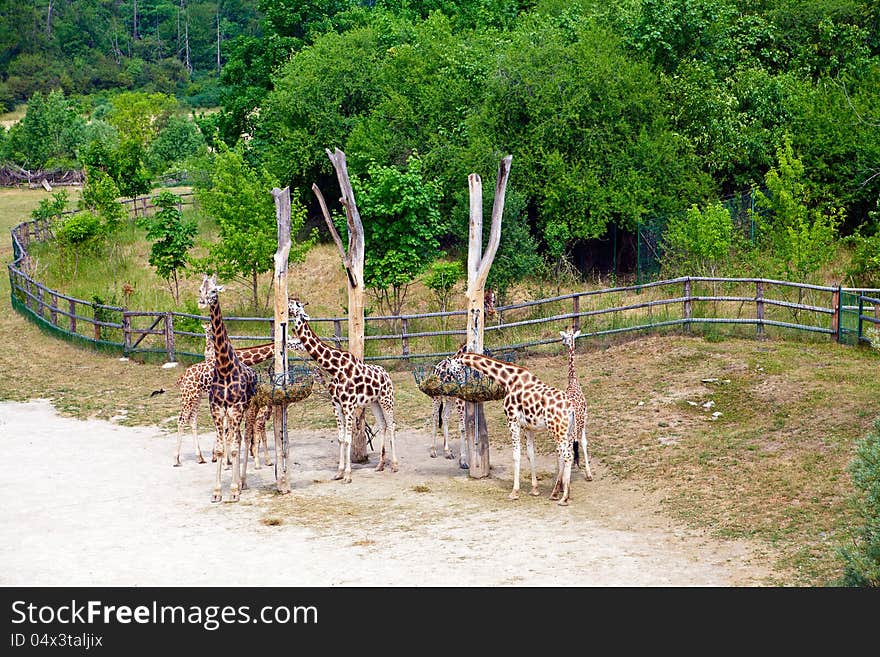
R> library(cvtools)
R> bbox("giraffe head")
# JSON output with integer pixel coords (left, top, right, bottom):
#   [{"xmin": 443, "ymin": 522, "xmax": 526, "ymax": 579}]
[
  {"xmin": 433, "ymin": 357, "xmax": 458, "ymax": 383},
  {"xmin": 445, "ymin": 343, "xmax": 470, "ymax": 377},
  {"xmin": 286, "ymin": 335, "xmax": 307, "ymax": 352},
  {"xmin": 286, "ymin": 297, "xmax": 310, "ymax": 331},
  {"xmin": 197, "ymin": 273, "xmax": 224, "ymax": 309},
  {"xmin": 560, "ymin": 328, "xmax": 581, "ymax": 349}
]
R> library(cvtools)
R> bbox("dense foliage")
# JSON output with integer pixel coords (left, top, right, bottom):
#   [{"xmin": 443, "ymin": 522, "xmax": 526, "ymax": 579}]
[{"xmin": 839, "ymin": 416, "xmax": 880, "ymax": 587}]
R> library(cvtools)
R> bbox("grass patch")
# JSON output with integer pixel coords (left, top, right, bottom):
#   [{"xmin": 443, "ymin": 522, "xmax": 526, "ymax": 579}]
[{"xmin": 411, "ymin": 484, "xmax": 431, "ymax": 493}]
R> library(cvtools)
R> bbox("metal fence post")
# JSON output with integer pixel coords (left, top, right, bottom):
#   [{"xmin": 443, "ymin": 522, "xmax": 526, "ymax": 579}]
[
  {"xmin": 164, "ymin": 312, "xmax": 176, "ymax": 362},
  {"xmin": 122, "ymin": 312, "xmax": 132, "ymax": 355},
  {"xmin": 831, "ymin": 286, "xmax": 841, "ymax": 343},
  {"xmin": 333, "ymin": 319, "xmax": 343, "ymax": 349},
  {"xmin": 683, "ymin": 278, "xmax": 692, "ymax": 331},
  {"xmin": 401, "ymin": 317, "xmax": 409, "ymax": 356},
  {"xmin": 572, "ymin": 295, "xmax": 580, "ymax": 332},
  {"xmin": 756, "ymin": 280, "xmax": 764, "ymax": 339}
]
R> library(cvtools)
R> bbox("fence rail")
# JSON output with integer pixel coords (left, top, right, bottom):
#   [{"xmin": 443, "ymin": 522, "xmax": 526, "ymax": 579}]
[{"xmin": 7, "ymin": 194, "xmax": 880, "ymax": 366}]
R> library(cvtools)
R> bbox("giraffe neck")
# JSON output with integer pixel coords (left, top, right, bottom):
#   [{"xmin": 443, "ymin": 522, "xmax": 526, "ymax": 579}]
[
  {"xmin": 209, "ymin": 298, "xmax": 238, "ymax": 378},
  {"xmin": 237, "ymin": 342, "xmax": 275, "ymax": 366},
  {"xmin": 458, "ymin": 352, "xmax": 524, "ymax": 388},
  {"xmin": 296, "ymin": 318, "xmax": 351, "ymax": 375},
  {"xmin": 203, "ymin": 329, "xmax": 215, "ymax": 362},
  {"xmin": 567, "ymin": 345, "xmax": 577, "ymax": 388}
]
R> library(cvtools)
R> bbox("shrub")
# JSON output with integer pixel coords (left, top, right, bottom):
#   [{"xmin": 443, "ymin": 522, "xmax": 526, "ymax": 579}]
[{"xmin": 838, "ymin": 416, "xmax": 880, "ymax": 587}]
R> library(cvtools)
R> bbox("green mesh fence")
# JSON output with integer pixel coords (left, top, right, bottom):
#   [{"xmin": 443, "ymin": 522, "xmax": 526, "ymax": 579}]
[{"xmin": 838, "ymin": 291, "xmax": 862, "ymax": 346}]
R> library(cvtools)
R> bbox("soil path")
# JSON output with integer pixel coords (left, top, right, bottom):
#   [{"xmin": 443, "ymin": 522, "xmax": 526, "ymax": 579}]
[{"xmin": 0, "ymin": 399, "xmax": 780, "ymax": 586}]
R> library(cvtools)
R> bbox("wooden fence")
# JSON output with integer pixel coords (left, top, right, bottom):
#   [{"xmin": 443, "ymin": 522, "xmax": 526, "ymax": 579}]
[{"xmin": 7, "ymin": 194, "xmax": 880, "ymax": 365}]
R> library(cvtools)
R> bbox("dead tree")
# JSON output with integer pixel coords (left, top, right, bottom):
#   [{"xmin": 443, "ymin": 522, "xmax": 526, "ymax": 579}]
[
  {"xmin": 465, "ymin": 155, "xmax": 512, "ymax": 478},
  {"xmin": 312, "ymin": 148, "xmax": 370, "ymax": 463},
  {"xmin": 271, "ymin": 187, "xmax": 292, "ymax": 494}
]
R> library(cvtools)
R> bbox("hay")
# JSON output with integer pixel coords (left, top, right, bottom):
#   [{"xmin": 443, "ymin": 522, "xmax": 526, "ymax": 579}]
[
  {"xmin": 253, "ymin": 366, "xmax": 315, "ymax": 405},
  {"xmin": 415, "ymin": 371, "xmax": 506, "ymax": 402}
]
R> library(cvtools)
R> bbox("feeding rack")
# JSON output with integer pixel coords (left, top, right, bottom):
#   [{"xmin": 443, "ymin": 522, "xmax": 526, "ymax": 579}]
[
  {"xmin": 411, "ymin": 350, "xmax": 516, "ymax": 403},
  {"xmin": 253, "ymin": 364, "xmax": 315, "ymax": 406}
]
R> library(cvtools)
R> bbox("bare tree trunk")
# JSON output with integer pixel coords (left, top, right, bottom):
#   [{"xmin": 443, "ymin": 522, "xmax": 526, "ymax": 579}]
[
  {"xmin": 465, "ymin": 155, "xmax": 512, "ymax": 478},
  {"xmin": 46, "ymin": 0, "xmax": 54, "ymax": 38},
  {"xmin": 313, "ymin": 148, "xmax": 368, "ymax": 463},
  {"xmin": 216, "ymin": 9, "xmax": 222, "ymax": 75},
  {"xmin": 271, "ymin": 187, "xmax": 292, "ymax": 494},
  {"xmin": 133, "ymin": 0, "xmax": 139, "ymax": 41}
]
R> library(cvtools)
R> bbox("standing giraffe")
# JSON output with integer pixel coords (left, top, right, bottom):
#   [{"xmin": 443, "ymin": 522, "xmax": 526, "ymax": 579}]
[
  {"xmin": 172, "ymin": 326, "xmax": 296, "ymax": 468},
  {"xmin": 197, "ymin": 273, "xmax": 257, "ymax": 502},
  {"xmin": 287, "ymin": 298, "xmax": 397, "ymax": 483},
  {"xmin": 447, "ymin": 344, "xmax": 577, "ymax": 506},
  {"xmin": 428, "ymin": 357, "xmax": 467, "ymax": 467},
  {"xmin": 560, "ymin": 329, "xmax": 593, "ymax": 481}
]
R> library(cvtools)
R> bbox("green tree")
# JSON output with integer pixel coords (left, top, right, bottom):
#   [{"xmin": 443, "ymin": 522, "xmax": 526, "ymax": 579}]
[
  {"xmin": 352, "ymin": 154, "xmax": 444, "ymax": 317},
  {"xmin": 79, "ymin": 167, "xmax": 126, "ymax": 234},
  {"xmin": 662, "ymin": 201, "xmax": 734, "ymax": 277},
  {"xmin": 752, "ymin": 136, "xmax": 840, "ymax": 283},
  {"xmin": 56, "ymin": 211, "xmax": 103, "ymax": 277},
  {"xmin": 838, "ymin": 416, "xmax": 880, "ymax": 587},
  {"xmin": 4, "ymin": 89, "xmax": 85, "ymax": 169},
  {"xmin": 114, "ymin": 139, "xmax": 152, "ymax": 200},
  {"xmin": 30, "ymin": 190, "xmax": 70, "ymax": 223},
  {"xmin": 485, "ymin": 188, "xmax": 542, "ymax": 304},
  {"xmin": 423, "ymin": 259, "xmax": 464, "ymax": 314},
  {"xmin": 106, "ymin": 91, "xmax": 176, "ymax": 149},
  {"xmin": 195, "ymin": 145, "xmax": 315, "ymax": 311},
  {"xmin": 147, "ymin": 115, "xmax": 207, "ymax": 175},
  {"xmin": 138, "ymin": 191, "xmax": 197, "ymax": 302}
]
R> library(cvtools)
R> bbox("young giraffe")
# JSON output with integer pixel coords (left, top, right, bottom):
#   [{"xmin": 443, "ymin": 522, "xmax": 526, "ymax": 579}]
[
  {"xmin": 429, "ymin": 357, "xmax": 467, "ymax": 468},
  {"xmin": 171, "ymin": 325, "xmax": 294, "ymax": 468},
  {"xmin": 287, "ymin": 298, "xmax": 397, "ymax": 483},
  {"xmin": 197, "ymin": 273, "xmax": 257, "ymax": 503},
  {"xmin": 560, "ymin": 329, "xmax": 594, "ymax": 482},
  {"xmin": 448, "ymin": 344, "xmax": 577, "ymax": 506},
  {"xmin": 241, "ymin": 336, "xmax": 309, "ymax": 469}
]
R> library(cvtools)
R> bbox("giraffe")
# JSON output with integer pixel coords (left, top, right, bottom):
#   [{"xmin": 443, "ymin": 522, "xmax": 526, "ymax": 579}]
[
  {"xmin": 287, "ymin": 298, "xmax": 397, "ymax": 483},
  {"xmin": 560, "ymin": 329, "xmax": 594, "ymax": 482},
  {"xmin": 197, "ymin": 273, "xmax": 257, "ymax": 503},
  {"xmin": 171, "ymin": 325, "xmax": 293, "ymax": 468},
  {"xmin": 428, "ymin": 357, "xmax": 467, "ymax": 467},
  {"xmin": 447, "ymin": 344, "xmax": 577, "ymax": 506}
]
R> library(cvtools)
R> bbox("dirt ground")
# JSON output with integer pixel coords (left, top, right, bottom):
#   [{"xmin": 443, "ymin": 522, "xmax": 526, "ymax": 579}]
[{"xmin": 0, "ymin": 398, "xmax": 783, "ymax": 587}]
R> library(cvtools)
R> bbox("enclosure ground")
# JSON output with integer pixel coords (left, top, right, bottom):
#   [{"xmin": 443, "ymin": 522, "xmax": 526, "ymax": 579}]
[{"xmin": 0, "ymin": 398, "xmax": 784, "ymax": 587}]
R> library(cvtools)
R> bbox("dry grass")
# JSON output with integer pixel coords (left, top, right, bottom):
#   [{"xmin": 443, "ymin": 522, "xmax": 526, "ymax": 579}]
[{"xmin": 2, "ymin": 187, "xmax": 879, "ymax": 584}]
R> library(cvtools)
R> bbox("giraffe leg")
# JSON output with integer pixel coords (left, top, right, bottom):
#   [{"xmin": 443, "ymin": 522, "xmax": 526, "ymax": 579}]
[
  {"xmin": 508, "ymin": 421, "xmax": 522, "ymax": 500},
  {"xmin": 332, "ymin": 403, "xmax": 347, "ymax": 481},
  {"xmin": 373, "ymin": 403, "xmax": 387, "ymax": 472},
  {"xmin": 193, "ymin": 414, "xmax": 206, "ymax": 464},
  {"xmin": 580, "ymin": 424, "xmax": 593, "ymax": 481},
  {"xmin": 239, "ymin": 417, "xmax": 249, "ymax": 493},
  {"xmin": 525, "ymin": 430, "xmax": 539, "ymax": 496},
  {"xmin": 259, "ymin": 406, "xmax": 272, "ymax": 467},
  {"xmin": 558, "ymin": 447, "xmax": 574, "ymax": 507},
  {"xmin": 385, "ymin": 402, "xmax": 398, "ymax": 472},
  {"xmin": 457, "ymin": 399, "xmax": 468, "ymax": 469},
  {"xmin": 229, "ymin": 412, "xmax": 242, "ymax": 502},
  {"xmin": 442, "ymin": 398, "xmax": 454, "ymax": 460},
  {"xmin": 210, "ymin": 406, "xmax": 225, "ymax": 502},
  {"xmin": 174, "ymin": 417, "xmax": 185, "ymax": 467},
  {"xmin": 430, "ymin": 397, "xmax": 441, "ymax": 458},
  {"xmin": 550, "ymin": 451, "xmax": 564, "ymax": 500},
  {"xmin": 342, "ymin": 412, "xmax": 354, "ymax": 483}
]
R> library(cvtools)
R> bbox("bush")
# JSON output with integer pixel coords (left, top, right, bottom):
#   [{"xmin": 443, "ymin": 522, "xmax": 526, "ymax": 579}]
[{"xmin": 838, "ymin": 416, "xmax": 880, "ymax": 587}]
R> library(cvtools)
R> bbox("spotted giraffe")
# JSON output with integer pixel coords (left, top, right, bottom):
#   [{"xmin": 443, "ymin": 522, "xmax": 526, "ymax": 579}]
[
  {"xmin": 287, "ymin": 298, "xmax": 397, "ymax": 483},
  {"xmin": 448, "ymin": 344, "xmax": 577, "ymax": 506},
  {"xmin": 560, "ymin": 329, "xmax": 593, "ymax": 481},
  {"xmin": 171, "ymin": 325, "xmax": 296, "ymax": 468},
  {"xmin": 197, "ymin": 273, "xmax": 256, "ymax": 503},
  {"xmin": 428, "ymin": 357, "xmax": 467, "ymax": 468}
]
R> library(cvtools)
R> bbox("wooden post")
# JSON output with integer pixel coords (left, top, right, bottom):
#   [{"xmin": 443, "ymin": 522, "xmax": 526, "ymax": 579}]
[
  {"xmin": 756, "ymin": 280, "xmax": 764, "ymax": 339},
  {"xmin": 831, "ymin": 287, "xmax": 841, "ymax": 342},
  {"xmin": 271, "ymin": 186, "xmax": 292, "ymax": 495},
  {"xmin": 50, "ymin": 293, "xmax": 58, "ymax": 326},
  {"xmin": 36, "ymin": 286, "xmax": 44, "ymax": 319},
  {"xmin": 68, "ymin": 299, "xmax": 76, "ymax": 333},
  {"xmin": 164, "ymin": 312, "xmax": 175, "ymax": 362},
  {"xmin": 572, "ymin": 295, "xmax": 580, "ymax": 333},
  {"xmin": 465, "ymin": 155, "xmax": 512, "ymax": 479},
  {"xmin": 333, "ymin": 319, "xmax": 343, "ymax": 350},
  {"xmin": 122, "ymin": 312, "xmax": 132, "ymax": 354},
  {"xmin": 313, "ymin": 148, "xmax": 368, "ymax": 463},
  {"xmin": 401, "ymin": 317, "xmax": 409, "ymax": 356},
  {"xmin": 683, "ymin": 278, "xmax": 692, "ymax": 331}
]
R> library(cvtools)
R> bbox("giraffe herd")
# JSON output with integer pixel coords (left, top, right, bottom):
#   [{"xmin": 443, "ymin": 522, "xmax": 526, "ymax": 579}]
[{"xmin": 172, "ymin": 274, "xmax": 595, "ymax": 507}]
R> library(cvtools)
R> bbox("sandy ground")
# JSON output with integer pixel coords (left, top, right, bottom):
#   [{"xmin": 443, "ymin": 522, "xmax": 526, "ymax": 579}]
[{"xmin": 0, "ymin": 398, "xmax": 781, "ymax": 587}]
